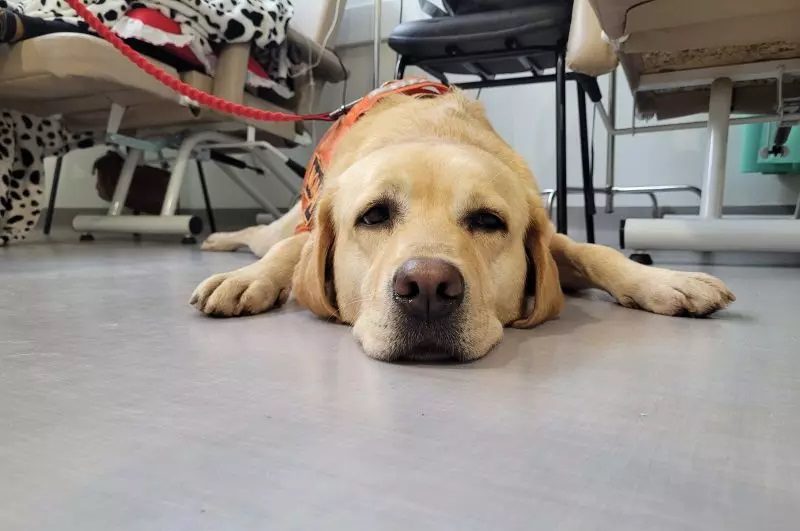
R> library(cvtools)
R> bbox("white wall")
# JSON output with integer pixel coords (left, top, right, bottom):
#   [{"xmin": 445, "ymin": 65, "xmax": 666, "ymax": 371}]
[{"xmin": 47, "ymin": 0, "xmax": 800, "ymax": 211}]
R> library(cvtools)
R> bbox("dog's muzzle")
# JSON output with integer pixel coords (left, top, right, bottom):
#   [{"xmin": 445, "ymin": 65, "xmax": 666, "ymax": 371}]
[{"xmin": 388, "ymin": 258, "xmax": 467, "ymax": 361}]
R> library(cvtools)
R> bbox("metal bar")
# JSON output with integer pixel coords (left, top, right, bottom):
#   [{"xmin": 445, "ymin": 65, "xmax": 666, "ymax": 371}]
[
  {"xmin": 637, "ymin": 58, "xmax": 800, "ymax": 92},
  {"xmin": 463, "ymin": 61, "xmax": 492, "ymax": 80},
  {"xmin": 623, "ymin": 218, "xmax": 800, "ymax": 252},
  {"xmin": 250, "ymin": 150, "xmax": 301, "ymax": 197},
  {"xmin": 457, "ymin": 74, "xmax": 556, "ymax": 90},
  {"xmin": 195, "ymin": 161, "xmax": 216, "ymax": 234},
  {"xmin": 395, "ymin": 55, "xmax": 406, "ymax": 79},
  {"xmin": 700, "ymin": 78, "xmax": 733, "ymax": 219},
  {"xmin": 548, "ymin": 185, "xmax": 702, "ymax": 197},
  {"xmin": 577, "ymin": 84, "xmax": 596, "ymax": 243},
  {"xmin": 594, "ymin": 96, "xmax": 800, "ymax": 136},
  {"xmin": 43, "ymin": 156, "xmax": 63, "ymax": 235},
  {"xmin": 595, "ymin": 102, "xmax": 612, "ymax": 131},
  {"xmin": 419, "ymin": 66, "xmax": 449, "ymax": 85},
  {"xmin": 160, "ymin": 131, "xmax": 242, "ymax": 216},
  {"xmin": 160, "ymin": 148, "xmax": 192, "ymax": 216},
  {"xmin": 208, "ymin": 150, "xmax": 265, "ymax": 175},
  {"xmin": 455, "ymin": 71, "xmax": 590, "ymax": 91},
  {"xmin": 214, "ymin": 162, "xmax": 282, "ymax": 218},
  {"xmin": 106, "ymin": 133, "xmax": 169, "ymax": 152},
  {"xmin": 612, "ymin": 185, "xmax": 702, "ymax": 196},
  {"xmin": 555, "ymin": 50, "xmax": 568, "ymax": 234},
  {"xmin": 105, "ymin": 103, "xmax": 126, "ymax": 136},
  {"xmin": 516, "ymin": 55, "xmax": 542, "ymax": 76},
  {"xmin": 414, "ymin": 45, "xmax": 558, "ymax": 70},
  {"xmin": 599, "ymin": 111, "xmax": 800, "ymax": 136},
  {"xmin": 645, "ymin": 192, "xmax": 660, "ymax": 219},
  {"xmin": 605, "ymin": 70, "xmax": 617, "ymax": 213},
  {"xmin": 794, "ymin": 193, "xmax": 800, "ymax": 220},
  {"xmin": 542, "ymin": 184, "xmax": 702, "ymax": 220},
  {"xmin": 541, "ymin": 190, "xmax": 556, "ymax": 219},
  {"xmin": 611, "ymin": 113, "xmax": 800, "ymax": 136},
  {"xmin": 373, "ymin": 0, "xmax": 381, "ymax": 88},
  {"xmin": 108, "ymin": 149, "xmax": 142, "ymax": 216},
  {"xmin": 72, "ymin": 215, "xmax": 202, "ymax": 236},
  {"xmin": 203, "ymin": 140, "xmax": 306, "ymax": 178}
]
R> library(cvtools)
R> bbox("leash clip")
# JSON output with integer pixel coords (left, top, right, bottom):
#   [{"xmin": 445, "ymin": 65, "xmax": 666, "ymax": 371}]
[{"xmin": 327, "ymin": 98, "xmax": 361, "ymax": 120}]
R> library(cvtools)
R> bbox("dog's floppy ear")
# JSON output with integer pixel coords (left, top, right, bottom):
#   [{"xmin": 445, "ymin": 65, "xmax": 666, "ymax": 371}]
[
  {"xmin": 292, "ymin": 194, "xmax": 339, "ymax": 320},
  {"xmin": 512, "ymin": 197, "xmax": 564, "ymax": 328}
]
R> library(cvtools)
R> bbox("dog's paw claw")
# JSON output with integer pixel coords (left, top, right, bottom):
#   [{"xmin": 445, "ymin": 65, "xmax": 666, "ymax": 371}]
[
  {"xmin": 190, "ymin": 271, "xmax": 281, "ymax": 317},
  {"xmin": 200, "ymin": 232, "xmax": 241, "ymax": 252},
  {"xmin": 619, "ymin": 271, "xmax": 734, "ymax": 317}
]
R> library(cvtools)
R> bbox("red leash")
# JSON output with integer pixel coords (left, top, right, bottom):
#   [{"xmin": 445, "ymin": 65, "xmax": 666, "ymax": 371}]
[{"xmin": 63, "ymin": 0, "xmax": 337, "ymax": 122}]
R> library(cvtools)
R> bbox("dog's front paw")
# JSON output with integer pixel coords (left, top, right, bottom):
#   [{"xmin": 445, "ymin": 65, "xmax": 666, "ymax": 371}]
[
  {"xmin": 618, "ymin": 270, "xmax": 735, "ymax": 317},
  {"xmin": 201, "ymin": 232, "xmax": 241, "ymax": 252},
  {"xmin": 190, "ymin": 270, "xmax": 288, "ymax": 317}
]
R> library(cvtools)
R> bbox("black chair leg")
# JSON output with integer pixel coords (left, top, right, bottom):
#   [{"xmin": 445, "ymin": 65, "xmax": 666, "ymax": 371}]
[
  {"xmin": 554, "ymin": 49, "xmax": 568, "ymax": 234},
  {"xmin": 395, "ymin": 55, "xmax": 407, "ymax": 79},
  {"xmin": 196, "ymin": 160, "xmax": 216, "ymax": 234},
  {"xmin": 43, "ymin": 156, "xmax": 63, "ymax": 235},
  {"xmin": 576, "ymin": 84, "xmax": 596, "ymax": 243}
]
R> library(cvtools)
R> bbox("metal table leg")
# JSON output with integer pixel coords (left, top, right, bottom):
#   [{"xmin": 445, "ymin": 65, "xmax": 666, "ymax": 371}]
[
  {"xmin": 555, "ymin": 49, "xmax": 568, "ymax": 234},
  {"xmin": 577, "ymin": 84, "xmax": 596, "ymax": 243},
  {"xmin": 43, "ymin": 156, "xmax": 63, "ymax": 235},
  {"xmin": 373, "ymin": 0, "xmax": 382, "ymax": 88},
  {"xmin": 196, "ymin": 161, "xmax": 216, "ymax": 234},
  {"xmin": 605, "ymin": 69, "xmax": 617, "ymax": 214}
]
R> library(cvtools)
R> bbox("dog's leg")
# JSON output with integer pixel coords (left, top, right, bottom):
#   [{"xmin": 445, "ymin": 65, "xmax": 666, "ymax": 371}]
[
  {"xmin": 201, "ymin": 202, "xmax": 301, "ymax": 257},
  {"xmin": 549, "ymin": 233, "xmax": 735, "ymax": 316},
  {"xmin": 191, "ymin": 232, "xmax": 309, "ymax": 316}
]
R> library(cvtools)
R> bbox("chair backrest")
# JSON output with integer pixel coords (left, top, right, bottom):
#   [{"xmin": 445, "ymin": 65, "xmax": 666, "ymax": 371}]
[{"xmin": 290, "ymin": 0, "xmax": 347, "ymax": 46}]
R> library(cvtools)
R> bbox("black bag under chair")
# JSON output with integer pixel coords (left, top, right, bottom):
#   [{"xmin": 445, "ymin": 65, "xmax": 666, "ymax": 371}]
[{"xmin": 390, "ymin": 0, "xmax": 601, "ymax": 242}]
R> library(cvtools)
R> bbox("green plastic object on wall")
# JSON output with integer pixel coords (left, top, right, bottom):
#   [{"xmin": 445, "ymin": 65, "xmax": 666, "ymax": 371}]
[{"xmin": 740, "ymin": 123, "xmax": 800, "ymax": 174}]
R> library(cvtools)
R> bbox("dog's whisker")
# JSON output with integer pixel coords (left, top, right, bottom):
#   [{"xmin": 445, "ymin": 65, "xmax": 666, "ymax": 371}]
[{"xmin": 337, "ymin": 296, "xmax": 376, "ymax": 312}]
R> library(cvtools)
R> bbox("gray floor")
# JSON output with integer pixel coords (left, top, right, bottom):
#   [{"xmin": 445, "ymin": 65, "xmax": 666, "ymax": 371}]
[{"xmin": 1, "ymin": 237, "xmax": 799, "ymax": 531}]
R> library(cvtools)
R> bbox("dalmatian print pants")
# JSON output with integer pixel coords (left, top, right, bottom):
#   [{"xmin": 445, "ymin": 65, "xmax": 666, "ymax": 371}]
[{"xmin": 0, "ymin": 111, "xmax": 94, "ymax": 245}]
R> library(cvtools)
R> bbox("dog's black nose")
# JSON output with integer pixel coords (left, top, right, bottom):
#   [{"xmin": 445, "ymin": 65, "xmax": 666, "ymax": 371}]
[{"xmin": 393, "ymin": 258, "xmax": 464, "ymax": 320}]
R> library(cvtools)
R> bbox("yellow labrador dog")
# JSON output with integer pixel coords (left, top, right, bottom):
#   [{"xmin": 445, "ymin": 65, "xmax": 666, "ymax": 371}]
[{"xmin": 190, "ymin": 90, "xmax": 734, "ymax": 362}]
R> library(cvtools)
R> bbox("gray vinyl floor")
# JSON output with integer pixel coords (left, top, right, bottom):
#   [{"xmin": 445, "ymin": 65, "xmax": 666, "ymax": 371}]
[{"xmin": 1, "ymin": 236, "xmax": 799, "ymax": 531}]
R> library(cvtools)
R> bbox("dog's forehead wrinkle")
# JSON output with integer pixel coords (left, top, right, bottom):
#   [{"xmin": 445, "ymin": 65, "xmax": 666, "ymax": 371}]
[
  {"xmin": 337, "ymin": 144, "xmax": 525, "ymax": 219},
  {"xmin": 356, "ymin": 140, "xmax": 504, "ymax": 176}
]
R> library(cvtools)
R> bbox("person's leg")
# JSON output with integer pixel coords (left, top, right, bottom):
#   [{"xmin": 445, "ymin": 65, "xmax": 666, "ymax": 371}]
[{"xmin": 0, "ymin": 8, "xmax": 88, "ymax": 43}]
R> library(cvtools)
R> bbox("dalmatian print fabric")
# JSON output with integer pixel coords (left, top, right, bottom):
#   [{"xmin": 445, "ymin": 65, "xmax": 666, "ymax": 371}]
[
  {"xmin": 0, "ymin": 0, "xmax": 298, "ymax": 244},
  {"xmin": 7, "ymin": 0, "xmax": 296, "ymax": 91},
  {"xmin": 0, "ymin": 112, "xmax": 94, "ymax": 245}
]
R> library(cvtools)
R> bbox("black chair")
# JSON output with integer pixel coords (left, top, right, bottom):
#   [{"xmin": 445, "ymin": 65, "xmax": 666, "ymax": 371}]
[{"xmin": 389, "ymin": 1, "xmax": 600, "ymax": 242}]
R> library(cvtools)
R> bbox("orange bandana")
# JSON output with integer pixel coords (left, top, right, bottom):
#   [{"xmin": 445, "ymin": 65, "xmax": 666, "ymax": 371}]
[{"xmin": 295, "ymin": 78, "xmax": 451, "ymax": 234}]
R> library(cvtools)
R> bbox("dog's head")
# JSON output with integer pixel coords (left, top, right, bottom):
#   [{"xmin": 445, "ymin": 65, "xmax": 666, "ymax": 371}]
[{"xmin": 293, "ymin": 92, "xmax": 563, "ymax": 362}]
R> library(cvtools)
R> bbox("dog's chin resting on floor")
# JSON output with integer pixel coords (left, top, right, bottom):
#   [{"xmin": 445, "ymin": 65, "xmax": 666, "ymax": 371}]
[{"xmin": 190, "ymin": 90, "xmax": 735, "ymax": 363}]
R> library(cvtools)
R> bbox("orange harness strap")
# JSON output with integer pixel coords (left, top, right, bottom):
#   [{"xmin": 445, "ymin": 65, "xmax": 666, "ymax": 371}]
[{"xmin": 295, "ymin": 78, "xmax": 451, "ymax": 234}]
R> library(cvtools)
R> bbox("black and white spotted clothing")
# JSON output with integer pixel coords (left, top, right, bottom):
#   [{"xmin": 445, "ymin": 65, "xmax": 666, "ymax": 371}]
[
  {"xmin": 5, "ymin": 0, "xmax": 296, "ymax": 92},
  {"xmin": 0, "ymin": 112, "xmax": 94, "ymax": 245}
]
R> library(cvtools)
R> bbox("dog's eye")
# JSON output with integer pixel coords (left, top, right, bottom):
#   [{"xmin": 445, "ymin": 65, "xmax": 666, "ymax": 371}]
[
  {"xmin": 358, "ymin": 203, "xmax": 392, "ymax": 227},
  {"xmin": 465, "ymin": 210, "xmax": 507, "ymax": 232}
]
